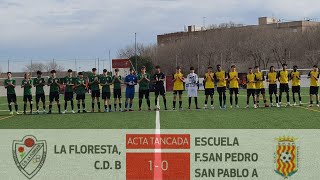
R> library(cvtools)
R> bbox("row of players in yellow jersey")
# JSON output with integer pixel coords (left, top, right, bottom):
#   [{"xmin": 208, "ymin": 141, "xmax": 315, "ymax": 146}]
[{"xmin": 173, "ymin": 64, "xmax": 319, "ymax": 110}]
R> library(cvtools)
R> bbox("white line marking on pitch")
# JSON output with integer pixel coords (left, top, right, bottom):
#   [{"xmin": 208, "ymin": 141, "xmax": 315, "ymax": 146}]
[{"xmin": 154, "ymin": 98, "xmax": 162, "ymax": 180}]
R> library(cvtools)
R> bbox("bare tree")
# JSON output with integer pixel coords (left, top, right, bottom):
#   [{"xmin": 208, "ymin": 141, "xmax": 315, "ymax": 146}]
[
  {"xmin": 24, "ymin": 62, "xmax": 46, "ymax": 72},
  {"xmin": 45, "ymin": 61, "xmax": 64, "ymax": 72}
]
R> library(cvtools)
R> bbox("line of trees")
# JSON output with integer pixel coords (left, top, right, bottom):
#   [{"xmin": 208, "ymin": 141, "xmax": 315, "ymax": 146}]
[
  {"xmin": 118, "ymin": 25, "xmax": 320, "ymax": 76},
  {"xmin": 24, "ymin": 61, "xmax": 65, "ymax": 73}
]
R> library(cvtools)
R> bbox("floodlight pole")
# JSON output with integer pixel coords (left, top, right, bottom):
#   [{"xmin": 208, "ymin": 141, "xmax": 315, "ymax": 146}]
[
  {"xmin": 135, "ymin": 32, "xmax": 137, "ymax": 71},
  {"xmin": 109, "ymin": 49, "xmax": 112, "ymax": 72}
]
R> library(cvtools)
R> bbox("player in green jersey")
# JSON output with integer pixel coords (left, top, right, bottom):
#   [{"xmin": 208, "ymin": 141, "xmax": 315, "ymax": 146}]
[
  {"xmin": 63, "ymin": 69, "xmax": 75, "ymax": 114},
  {"xmin": 21, "ymin": 73, "xmax": 33, "ymax": 114},
  {"xmin": 89, "ymin": 68, "xmax": 101, "ymax": 112},
  {"xmin": 47, "ymin": 70, "xmax": 61, "ymax": 114},
  {"xmin": 112, "ymin": 68, "xmax": 123, "ymax": 112},
  {"xmin": 75, "ymin": 72, "xmax": 87, "ymax": 113},
  {"xmin": 33, "ymin": 71, "xmax": 46, "ymax": 114},
  {"xmin": 100, "ymin": 69, "xmax": 112, "ymax": 112},
  {"xmin": 137, "ymin": 66, "xmax": 151, "ymax": 111},
  {"xmin": 4, "ymin": 72, "xmax": 19, "ymax": 115}
]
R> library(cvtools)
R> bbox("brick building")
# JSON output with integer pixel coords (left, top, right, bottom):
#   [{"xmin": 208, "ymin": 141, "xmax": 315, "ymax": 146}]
[{"xmin": 157, "ymin": 17, "xmax": 320, "ymax": 46}]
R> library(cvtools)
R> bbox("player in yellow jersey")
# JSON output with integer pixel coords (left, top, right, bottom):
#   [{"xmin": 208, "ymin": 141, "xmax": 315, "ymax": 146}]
[
  {"xmin": 203, "ymin": 66, "xmax": 215, "ymax": 109},
  {"xmin": 277, "ymin": 63, "xmax": 290, "ymax": 106},
  {"xmin": 173, "ymin": 66, "xmax": 184, "ymax": 110},
  {"xmin": 215, "ymin": 65, "xmax": 227, "ymax": 109},
  {"xmin": 308, "ymin": 65, "xmax": 319, "ymax": 107},
  {"xmin": 266, "ymin": 66, "xmax": 280, "ymax": 107},
  {"xmin": 228, "ymin": 65, "xmax": 240, "ymax": 108},
  {"xmin": 290, "ymin": 65, "xmax": 302, "ymax": 106},
  {"xmin": 245, "ymin": 68, "xmax": 257, "ymax": 108},
  {"xmin": 254, "ymin": 66, "xmax": 269, "ymax": 108}
]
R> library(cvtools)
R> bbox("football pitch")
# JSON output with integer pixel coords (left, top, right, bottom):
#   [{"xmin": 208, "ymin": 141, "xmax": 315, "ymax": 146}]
[{"xmin": 0, "ymin": 88, "xmax": 319, "ymax": 129}]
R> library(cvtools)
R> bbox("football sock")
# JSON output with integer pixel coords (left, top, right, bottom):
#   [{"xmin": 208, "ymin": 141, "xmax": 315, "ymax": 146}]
[
  {"xmin": 129, "ymin": 103, "xmax": 132, "ymax": 109},
  {"xmin": 195, "ymin": 97, "xmax": 198, "ymax": 107},
  {"xmin": 173, "ymin": 101, "xmax": 176, "ymax": 108},
  {"xmin": 82, "ymin": 103, "xmax": 86, "ymax": 109},
  {"xmin": 97, "ymin": 102, "xmax": 100, "ymax": 110},
  {"xmin": 163, "ymin": 98, "xmax": 167, "ymax": 109},
  {"xmin": 286, "ymin": 94, "xmax": 290, "ymax": 103},
  {"xmin": 8, "ymin": 105, "xmax": 12, "ymax": 112},
  {"xmin": 188, "ymin": 97, "xmax": 191, "ymax": 107},
  {"xmin": 147, "ymin": 99, "xmax": 150, "ymax": 108},
  {"xmin": 235, "ymin": 96, "xmax": 238, "ymax": 105},
  {"xmin": 179, "ymin": 101, "xmax": 182, "ymax": 108},
  {"xmin": 71, "ymin": 101, "xmax": 74, "ymax": 110},
  {"xmin": 108, "ymin": 105, "xmax": 111, "ymax": 110},
  {"xmin": 119, "ymin": 103, "xmax": 122, "ymax": 109},
  {"xmin": 104, "ymin": 105, "xmax": 107, "ymax": 110},
  {"xmin": 64, "ymin": 102, "xmax": 67, "ymax": 110},
  {"xmin": 270, "ymin": 96, "xmax": 273, "ymax": 104},
  {"xmin": 58, "ymin": 104, "xmax": 61, "ymax": 112},
  {"xmin": 279, "ymin": 94, "xmax": 282, "ymax": 103},
  {"xmin": 77, "ymin": 103, "xmax": 80, "ymax": 110},
  {"xmin": 298, "ymin": 93, "xmax": 302, "ymax": 102},
  {"xmin": 205, "ymin": 100, "xmax": 208, "ymax": 105},
  {"xmin": 23, "ymin": 104, "xmax": 26, "ymax": 112},
  {"xmin": 223, "ymin": 94, "xmax": 226, "ymax": 106},
  {"xmin": 15, "ymin": 104, "xmax": 18, "ymax": 111},
  {"xmin": 30, "ymin": 104, "xmax": 33, "ymax": 112},
  {"xmin": 49, "ymin": 105, "xmax": 52, "ymax": 111},
  {"xmin": 139, "ymin": 100, "xmax": 142, "ymax": 108},
  {"xmin": 293, "ymin": 94, "xmax": 296, "ymax": 103},
  {"xmin": 91, "ymin": 103, "xmax": 94, "ymax": 109},
  {"xmin": 219, "ymin": 96, "xmax": 222, "ymax": 107},
  {"xmin": 276, "ymin": 96, "xmax": 279, "ymax": 103},
  {"xmin": 230, "ymin": 96, "xmax": 233, "ymax": 106},
  {"xmin": 211, "ymin": 100, "xmax": 213, "ymax": 105}
]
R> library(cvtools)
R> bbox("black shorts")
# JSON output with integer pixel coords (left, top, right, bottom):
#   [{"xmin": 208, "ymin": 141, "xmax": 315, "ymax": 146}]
[
  {"xmin": 247, "ymin": 89, "xmax": 255, "ymax": 96},
  {"xmin": 64, "ymin": 92, "xmax": 74, "ymax": 101},
  {"xmin": 173, "ymin": 90, "xmax": 183, "ymax": 95},
  {"xmin": 217, "ymin": 87, "xmax": 226, "ymax": 94},
  {"xmin": 139, "ymin": 89, "xmax": 150, "ymax": 99},
  {"xmin": 76, "ymin": 94, "xmax": 85, "ymax": 100},
  {"xmin": 36, "ymin": 93, "xmax": 45, "ymax": 103},
  {"xmin": 310, "ymin": 86, "xmax": 319, "ymax": 95},
  {"xmin": 280, "ymin": 83, "xmax": 289, "ymax": 93},
  {"xmin": 114, "ymin": 89, "xmax": 122, "ymax": 99},
  {"xmin": 256, "ymin": 88, "xmax": 266, "ymax": 95},
  {"xmin": 155, "ymin": 86, "xmax": 166, "ymax": 96},
  {"xmin": 7, "ymin": 94, "xmax": 17, "ymax": 104},
  {"xmin": 269, "ymin": 84, "xmax": 277, "ymax": 95},
  {"xmin": 102, "ymin": 92, "xmax": 111, "ymax": 100},
  {"xmin": 23, "ymin": 95, "xmax": 33, "ymax": 102},
  {"xmin": 49, "ymin": 91, "xmax": 59, "ymax": 102},
  {"xmin": 229, "ymin": 88, "xmax": 239, "ymax": 95},
  {"xmin": 292, "ymin": 86, "xmax": 300, "ymax": 93},
  {"xmin": 205, "ymin": 88, "xmax": 214, "ymax": 96},
  {"xmin": 91, "ymin": 90, "xmax": 100, "ymax": 98}
]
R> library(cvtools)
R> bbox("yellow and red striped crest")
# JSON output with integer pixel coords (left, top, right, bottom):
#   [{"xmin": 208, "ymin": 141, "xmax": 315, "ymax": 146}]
[{"xmin": 275, "ymin": 136, "xmax": 298, "ymax": 178}]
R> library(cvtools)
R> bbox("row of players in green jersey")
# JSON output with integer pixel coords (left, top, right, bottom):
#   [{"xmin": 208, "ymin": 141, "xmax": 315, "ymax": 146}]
[{"xmin": 3, "ymin": 67, "xmax": 152, "ymax": 114}]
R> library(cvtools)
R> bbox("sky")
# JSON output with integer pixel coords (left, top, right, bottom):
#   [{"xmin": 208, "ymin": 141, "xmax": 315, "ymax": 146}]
[{"xmin": 0, "ymin": 0, "xmax": 320, "ymax": 72}]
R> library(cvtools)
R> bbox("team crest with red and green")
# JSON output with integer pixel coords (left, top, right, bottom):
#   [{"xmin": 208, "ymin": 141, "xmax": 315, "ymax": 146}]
[
  {"xmin": 274, "ymin": 136, "xmax": 298, "ymax": 178},
  {"xmin": 12, "ymin": 136, "xmax": 47, "ymax": 179}
]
